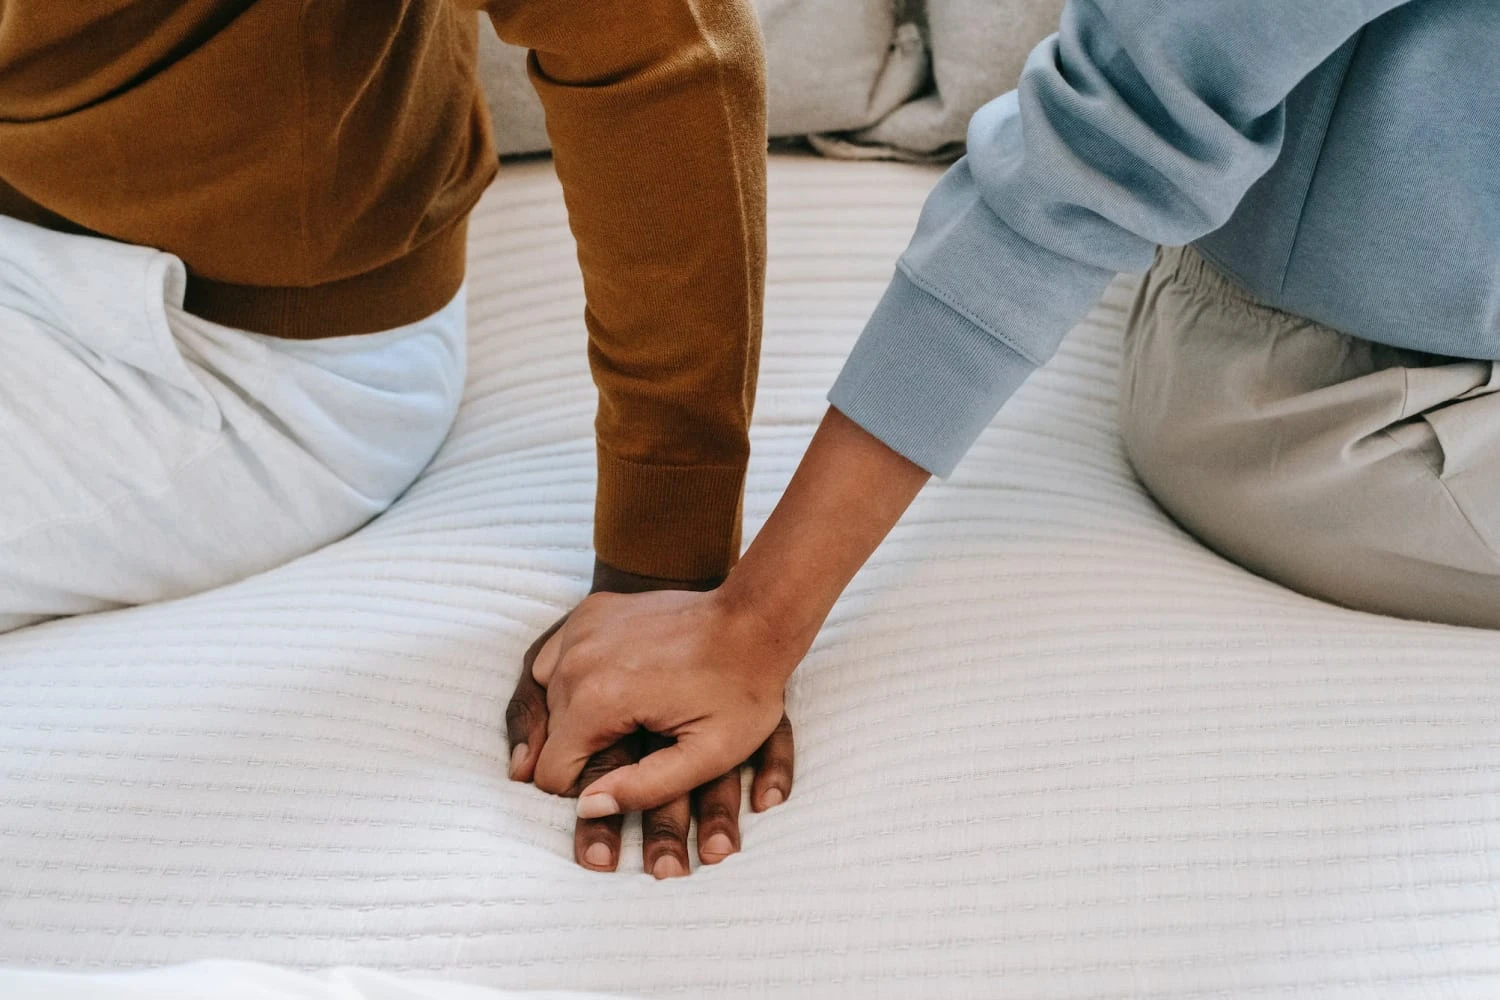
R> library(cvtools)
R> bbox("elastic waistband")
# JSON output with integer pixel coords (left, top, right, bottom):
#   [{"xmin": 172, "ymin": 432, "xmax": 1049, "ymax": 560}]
[{"xmin": 1155, "ymin": 244, "xmax": 1271, "ymax": 309}]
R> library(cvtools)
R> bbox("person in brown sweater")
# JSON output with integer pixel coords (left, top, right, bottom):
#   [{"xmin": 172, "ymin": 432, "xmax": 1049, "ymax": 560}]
[{"xmin": 0, "ymin": 0, "xmax": 791, "ymax": 876}]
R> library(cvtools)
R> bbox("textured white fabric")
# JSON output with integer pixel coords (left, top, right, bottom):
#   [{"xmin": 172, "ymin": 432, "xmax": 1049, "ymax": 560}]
[
  {"xmin": 0, "ymin": 214, "xmax": 466, "ymax": 631},
  {"xmin": 3, "ymin": 157, "xmax": 1500, "ymax": 998},
  {"xmin": 0, "ymin": 961, "xmax": 625, "ymax": 999}
]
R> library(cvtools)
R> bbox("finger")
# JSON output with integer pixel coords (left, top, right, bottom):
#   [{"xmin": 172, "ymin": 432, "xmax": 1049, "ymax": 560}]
[
  {"xmin": 529, "ymin": 620, "xmax": 566, "ymax": 687},
  {"xmin": 571, "ymin": 739, "xmax": 637, "ymax": 872},
  {"xmin": 692, "ymin": 769, "xmax": 743, "ymax": 865},
  {"xmin": 641, "ymin": 793, "xmax": 692, "ymax": 880},
  {"xmin": 574, "ymin": 738, "xmax": 738, "ymax": 818},
  {"xmin": 750, "ymin": 714, "xmax": 795, "ymax": 812},
  {"xmin": 639, "ymin": 731, "xmax": 692, "ymax": 879},
  {"xmin": 505, "ymin": 616, "xmax": 567, "ymax": 782},
  {"xmin": 533, "ymin": 700, "xmax": 639, "ymax": 797}
]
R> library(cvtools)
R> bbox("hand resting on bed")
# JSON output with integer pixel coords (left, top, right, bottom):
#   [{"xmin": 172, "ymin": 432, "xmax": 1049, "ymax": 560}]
[{"xmin": 505, "ymin": 559, "xmax": 794, "ymax": 878}]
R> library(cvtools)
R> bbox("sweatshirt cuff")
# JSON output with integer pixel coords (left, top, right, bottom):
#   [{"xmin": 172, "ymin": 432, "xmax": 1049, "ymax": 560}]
[
  {"xmin": 828, "ymin": 269, "xmax": 1037, "ymax": 477},
  {"xmin": 594, "ymin": 448, "xmax": 746, "ymax": 582}
]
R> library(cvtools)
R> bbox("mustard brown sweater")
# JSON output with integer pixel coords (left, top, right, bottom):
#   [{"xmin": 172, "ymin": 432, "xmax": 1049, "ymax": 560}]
[{"xmin": 0, "ymin": 0, "xmax": 767, "ymax": 581}]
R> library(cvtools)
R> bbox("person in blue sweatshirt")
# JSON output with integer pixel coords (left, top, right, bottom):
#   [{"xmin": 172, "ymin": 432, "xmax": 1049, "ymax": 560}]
[{"xmin": 503, "ymin": 0, "xmax": 1500, "ymax": 833}]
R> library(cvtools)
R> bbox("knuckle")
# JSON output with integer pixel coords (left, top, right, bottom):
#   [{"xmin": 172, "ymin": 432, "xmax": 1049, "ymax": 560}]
[
  {"xmin": 696, "ymin": 733, "xmax": 736, "ymax": 767},
  {"xmin": 600, "ymin": 742, "xmax": 637, "ymax": 768},
  {"xmin": 694, "ymin": 801, "xmax": 736, "ymax": 827},
  {"xmin": 764, "ymin": 754, "xmax": 795, "ymax": 781},
  {"xmin": 578, "ymin": 670, "xmax": 624, "ymax": 708},
  {"xmin": 549, "ymin": 645, "xmax": 591, "ymax": 680},
  {"xmin": 766, "ymin": 721, "xmax": 796, "ymax": 764},
  {"xmin": 693, "ymin": 767, "xmax": 741, "ymax": 797},
  {"xmin": 764, "ymin": 733, "xmax": 792, "ymax": 759},
  {"xmin": 504, "ymin": 697, "xmax": 540, "ymax": 734},
  {"xmin": 642, "ymin": 812, "xmax": 687, "ymax": 844},
  {"xmin": 575, "ymin": 817, "xmax": 622, "ymax": 840},
  {"xmin": 576, "ymin": 763, "xmax": 612, "ymax": 788},
  {"xmin": 763, "ymin": 756, "xmax": 794, "ymax": 777},
  {"xmin": 533, "ymin": 761, "xmax": 569, "ymax": 795},
  {"xmin": 579, "ymin": 751, "xmax": 630, "ymax": 787},
  {"xmin": 571, "ymin": 594, "xmax": 609, "ymax": 626}
]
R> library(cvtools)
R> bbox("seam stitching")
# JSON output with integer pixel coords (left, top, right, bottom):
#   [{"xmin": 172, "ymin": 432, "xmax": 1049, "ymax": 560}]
[
  {"xmin": 683, "ymin": 0, "xmax": 762, "ymax": 432},
  {"xmin": 896, "ymin": 259, "xmax": 1045, "ymax": 366},
  {"xmin": 1276, "ymin": 32, "xmax": 1363, "ymax": 297}
]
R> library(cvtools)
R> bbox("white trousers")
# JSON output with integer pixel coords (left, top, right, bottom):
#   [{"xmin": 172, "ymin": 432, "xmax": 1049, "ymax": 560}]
[{"xmin": 0, "ymin": 216, "xmax": 467, "ymax": 633}]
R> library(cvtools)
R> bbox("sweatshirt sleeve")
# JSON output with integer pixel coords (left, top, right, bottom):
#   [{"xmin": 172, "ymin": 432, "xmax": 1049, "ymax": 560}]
[
  {"xmin": 480, "ymin": 0, "xmax": 766, "ymax": 582},
  {"xmin": 830, "ymin": 0, "xmax": 1415, "ymax": 477}
]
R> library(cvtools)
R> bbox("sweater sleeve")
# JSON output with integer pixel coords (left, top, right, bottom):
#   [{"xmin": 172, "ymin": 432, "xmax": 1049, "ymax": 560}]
[
  {"xmin": 829, "ymin": 0, "xmax": 1415, "ymax": 477},
  {"xmin": 480, "ymin": 0, "xmax": 766, "ymax": 581}
]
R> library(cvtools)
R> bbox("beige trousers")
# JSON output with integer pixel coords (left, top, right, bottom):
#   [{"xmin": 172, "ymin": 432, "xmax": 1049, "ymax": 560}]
[{"xmin": 1120, "ymin": 245, "xmax": 1500, "ymax": 629}]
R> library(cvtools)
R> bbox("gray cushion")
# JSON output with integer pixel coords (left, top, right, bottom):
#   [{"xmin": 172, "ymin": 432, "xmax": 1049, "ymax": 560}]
[
  {"xmin": 477, "ymin": 0, "xmax": 1062, "ymax": 159},
  {"xmin": 853, "ymin": 0, "xmax": 1064, "ymax": 156}
]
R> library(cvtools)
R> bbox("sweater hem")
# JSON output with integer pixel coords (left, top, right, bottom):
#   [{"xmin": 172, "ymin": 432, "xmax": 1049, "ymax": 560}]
[{"xmin": 183, "ymin": 215, "xmax": 472, "ymax": 339}]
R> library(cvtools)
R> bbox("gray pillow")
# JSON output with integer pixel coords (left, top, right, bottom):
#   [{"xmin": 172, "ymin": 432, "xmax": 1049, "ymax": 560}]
[
  {"xmin": 477, "ymin": 0, "xmax": 1062, "ymax": 160},
  {"xmin": 850, "ymin": 0, "xmax": 1065, "ymax": 157}
]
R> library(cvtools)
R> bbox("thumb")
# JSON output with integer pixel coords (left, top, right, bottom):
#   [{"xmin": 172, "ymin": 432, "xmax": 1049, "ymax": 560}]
[{"xmin": 574, "ymin": 738, "xmax": 735, "ymax": 818}]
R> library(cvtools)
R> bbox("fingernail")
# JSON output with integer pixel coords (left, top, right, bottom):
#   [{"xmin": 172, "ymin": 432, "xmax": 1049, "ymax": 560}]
[
  {"xmin": 576, "ymin": 793, "xmax": 620, "ymax": 819},
  {"xmin": 700, "ymin": 832, "xmax": 735, "ymax": 861},
  {"xmin": 760, "ymin": 787, "xmax": 785, "ymax": 809},
  {"xmin": 508, "ymin": 744, "xmax": 528, "ymax": 779},
  {"xmin": 652, "ymin": 855, "xmax": 686, "ymax": 879},
  {"xmin": 583, "ymin": 842, "xmax": 613, "ymax": 868}
]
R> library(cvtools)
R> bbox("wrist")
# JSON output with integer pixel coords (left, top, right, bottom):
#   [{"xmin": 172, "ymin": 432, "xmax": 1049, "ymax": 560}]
[
  {"xmin": 590, "ymin": 557, "xmax": 723, "ymax": 596},
  {"xmin": 716, "ymin": 554, "xmax": 831, "ymax": 675},
  {"xmin": 711, "ymin": 584, "xmax": 812, "ymax": 688}
]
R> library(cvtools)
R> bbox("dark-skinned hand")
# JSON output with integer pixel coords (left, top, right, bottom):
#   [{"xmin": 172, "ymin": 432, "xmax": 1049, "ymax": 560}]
[{"xmin": 505, "ymin": 559, "xmax": 794, "ymax": 878}]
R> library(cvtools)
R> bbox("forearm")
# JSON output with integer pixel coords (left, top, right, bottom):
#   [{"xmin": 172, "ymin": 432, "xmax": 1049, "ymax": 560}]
[
  {"xmin": 484, "ymin": 0, "xmax": 767, "ymax": 582},
  {"xmin": 720, "ymin": 407, "xmax": 929, "ymax": 667},
  {"xmin": 834, "ymin": 1, "xmax": 1409, "ymax": 477}
]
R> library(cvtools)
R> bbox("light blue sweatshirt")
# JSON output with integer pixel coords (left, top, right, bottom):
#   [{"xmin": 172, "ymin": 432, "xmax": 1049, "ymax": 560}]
[{"xmin": 830, "ymin": 0, "xmax": 1500, "ymax": 476}]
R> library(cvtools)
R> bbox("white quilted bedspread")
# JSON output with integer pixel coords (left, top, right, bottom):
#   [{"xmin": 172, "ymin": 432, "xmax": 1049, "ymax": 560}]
[{"xmin": 4, "ymin": 158, "xmax": 1500, "ymax": 999}]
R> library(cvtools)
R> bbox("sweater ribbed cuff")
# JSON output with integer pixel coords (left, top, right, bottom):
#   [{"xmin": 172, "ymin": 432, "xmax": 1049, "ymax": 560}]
[
  {"xmin": 594, "ymin": 448, "xmax": 746, "ymax": 582},
  {"xmin": 828, "ymin": 269, "xmax": 1037, "ymax": 477}
]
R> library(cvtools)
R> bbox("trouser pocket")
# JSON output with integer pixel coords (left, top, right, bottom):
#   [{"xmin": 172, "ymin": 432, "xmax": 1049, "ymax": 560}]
[
  {"xmin": 1120, "ymin": 246, "xmax": 1500, "ymax": 628},
  {"xmin": 1418, "ymin": 362, "xmax": 1500, "ymax": 556}
]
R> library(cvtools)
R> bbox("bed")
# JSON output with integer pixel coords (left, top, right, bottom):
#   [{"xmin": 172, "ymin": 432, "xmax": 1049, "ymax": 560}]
[{"xmin": 3, "ymin": 156, "xmax": 1499, "ymax": 998}]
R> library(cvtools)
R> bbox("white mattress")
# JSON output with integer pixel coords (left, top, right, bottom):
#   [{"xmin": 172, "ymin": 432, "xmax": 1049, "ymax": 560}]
[
  {"xmin": 3, "ymin": 961, "xmax": 621, "ymax": 1000},
  {"xmin": 4, "ymin": 157, "xmax": 1500, "ymax": 998}
]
